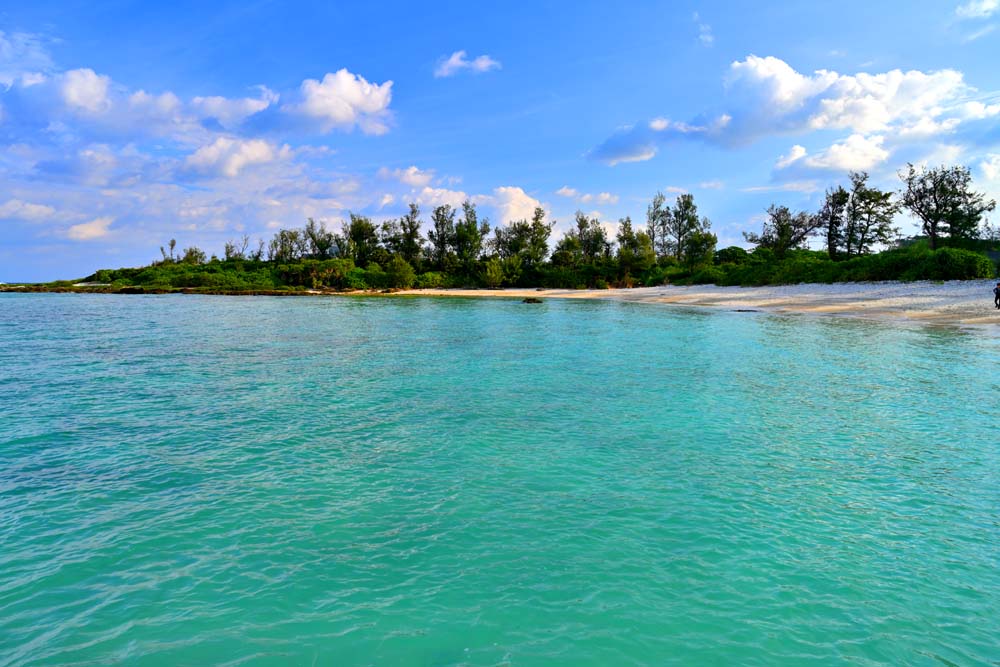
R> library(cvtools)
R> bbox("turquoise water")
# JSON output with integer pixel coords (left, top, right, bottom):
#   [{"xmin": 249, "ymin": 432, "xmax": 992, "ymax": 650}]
[{"xmin": 2, "ymin": 294, "xmax": 999, "ymax": 666}]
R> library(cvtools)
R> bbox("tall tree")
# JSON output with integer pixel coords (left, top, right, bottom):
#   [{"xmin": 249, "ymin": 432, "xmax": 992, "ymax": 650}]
[
  {"xmin": 337, "ymin": 214, "xmax": 380, "ymax": 267},
  {"xmin": 427, "ymin": 204, "xmax": 456, "ymax": 269},
  {"xmin": 646, "ymin": 192, "xmax": 670, "ymax": 259},
  {"xmin": 304, "ymin": 218, "xmax": 336, "ymax": 259},
  {"xmin": 616, "ymin": 216, "xmax": 656, "ymax": 279},
  {"xmin": 491, "ymin": 206, "xmax": 552, "ymax": 267},
  {"xmin": 843, "ymin": 172, "xmax": 898, "ymax": 256},
  {"xmin": 453, "ymin": 200, "xmax": 490, "ymax": 271},
  {"xmin": 398, "ymin": 203, "xmax": 424, "ymax": 268},
  {"xmin": 665, "ymin": 194, "xmax": 707, "ymax": 261},
  {"xmin": 816, "ymin": 185, "xmax": 849, "ymax": 259},
  {"xmin": 744, "ymin": 205, "xmax": 821, "ymax": 258},
  {"xmin": 900, "ymin": 163, "xmax": 996, "ymax": 248}
]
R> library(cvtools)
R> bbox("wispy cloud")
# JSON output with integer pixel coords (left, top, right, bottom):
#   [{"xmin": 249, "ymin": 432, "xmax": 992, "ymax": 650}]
[
  {"xmin": 434, "ymin": 51, "xmax": 502, "ymax": 78},
  {"xmin": 693, "ymin": 12, "xmax": 714, "ymax": 46}
]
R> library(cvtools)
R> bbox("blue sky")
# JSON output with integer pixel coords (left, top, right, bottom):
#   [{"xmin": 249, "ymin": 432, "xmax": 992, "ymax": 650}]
[{"xmin": 1, "ymin": 0, "xmax": 999, "ymax": 281}]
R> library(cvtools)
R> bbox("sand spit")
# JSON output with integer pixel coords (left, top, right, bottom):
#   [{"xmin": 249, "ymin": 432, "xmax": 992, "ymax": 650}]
[{"xmin": 397, "ymin": 280, "xmax": 1000, "ymax": 326}]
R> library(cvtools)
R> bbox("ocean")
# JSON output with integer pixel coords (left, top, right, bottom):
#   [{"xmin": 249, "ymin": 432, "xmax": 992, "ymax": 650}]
[{"xmin": 2, "ymin": 293, "xmax": 998, "ymax": 666}]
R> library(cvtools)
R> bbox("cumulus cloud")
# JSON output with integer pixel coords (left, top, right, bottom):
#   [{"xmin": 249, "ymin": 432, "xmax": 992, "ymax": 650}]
[
  {"xmin": 61, "ymin": 68, "xmax": 111, "ymax": 113},
  {"xmin": 0, "ymin": 198, "xmax": 55, "ymax": 220},
  {"xmin": 416, "ymin": 186, "xmax": 468, "ymax": 209},
  {"xmin": 434, "ymin": 51, "xmax": 501, "ymax": 78},
  {"xmin": 591, "ymin": 54, "xmax": 1000, "ymax": 177},
  {"xmin": 186, "ymin": 137, "xmax": 290, "ymax": 177},
  {"xmin": 776, "ymin": 134, "xmax": 890, "ymax": 172},
  {"xmin": 286, "ymin": 69, "xmax": 393, "ymax": 134},
  {"xmin": 66, "ymin": 216, "xmax": 113, "ymax": 240},
  {"xmin": 493, "ymin": 186, "xmax": 543, "ymax": 224},
  {"xmin": 956, "ymin": 0, "xmax": 998, "ymax": 19},
  {"xmin": 378, "ymin": 165, "xmax": 435, "ymax": 187}
]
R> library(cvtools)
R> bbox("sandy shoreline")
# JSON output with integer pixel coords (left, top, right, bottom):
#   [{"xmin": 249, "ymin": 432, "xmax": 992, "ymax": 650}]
[{"xmin": 397, "ymin": 280, "xmax": 1000, "ymax": 326}]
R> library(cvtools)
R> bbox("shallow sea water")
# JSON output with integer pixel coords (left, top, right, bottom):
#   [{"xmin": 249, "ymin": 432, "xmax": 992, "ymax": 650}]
[{"xmin": 1, "ymin": 293, "xmax": 999, "ymax": 666}]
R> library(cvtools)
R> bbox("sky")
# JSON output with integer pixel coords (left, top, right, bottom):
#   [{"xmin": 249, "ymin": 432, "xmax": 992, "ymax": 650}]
[{"xmin": 1, "ymin": 0, "xmax": 999, "ymax": 281}]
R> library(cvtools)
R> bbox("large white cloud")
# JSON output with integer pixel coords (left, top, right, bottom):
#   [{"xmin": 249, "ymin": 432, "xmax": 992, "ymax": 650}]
[
  {"xmin": 61, "ymin": 68, "xmax": 111, "ymax": 113},
  {"xmin": 287, "ymin": 69, "xmax": 393, "ymax": 134},
  {"xmin": 186, "ymin": 137, "xmax": 291, "ymax": 178},
  {"xmin": 591, "ymin": 55, "xmax": 998, "ymax": 170},
  {"xmin": 493, "ymin": 186, "xmax": 543, "ymax": 224},
  {"xmin": 776, "ymin": 134, "xmax": 890, "ymax": 172}
]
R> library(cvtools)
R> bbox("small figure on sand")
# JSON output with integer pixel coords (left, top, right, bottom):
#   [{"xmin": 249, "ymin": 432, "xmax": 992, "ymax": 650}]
[{"xmin": 994, "ymin": 282, "xmax": 1000, "ymax": 309}]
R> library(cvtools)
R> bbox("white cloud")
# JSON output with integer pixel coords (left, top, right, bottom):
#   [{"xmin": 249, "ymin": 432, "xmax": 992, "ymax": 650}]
[
  {"xmin": 0, "ymin": 30, "xmax": 55, "ymax": 87},
  {"xmin": 582, "ymin": 192, "xmax": 619, "ymax": 204},
  {"xmin": 0, "ymin": 199, "xmax": 55, "ymax": 220},
  {"xmin": 693, "ymin": 12, "xmax": 714, "ymax": 46},
  {"xmin": 67, "ymin": 216, "xmax": 113, "ymax": 240},
  {"xmin": 963, "ymin": 24, "xmax": 997, "ymax": 41},
  {"xmin": 416, "ymin": 186, "xmax": 468, "ymax": 209},
  {"xmin": 493, "ymin": 186, "xmax": 542, "ymax": 224},
  {"xmin": 776, "ymin": 134, "xmax": 889, "ymax": 172},
  {"xmin": 593, "ymin": 54, "xmax": 994, "ymax": 169},
  {"xmin": 379, "ymin": 194, "xmax": 395, "ymax": 209},
  {"xmin": 699, "ymin": 180, "xmax": 725, "ymax": 190},
  {"xmin": 288, "ymin": 69, "xmax": 393, "ymax": 134},
  {"xmin": 434, "ymin": 51, "xmax": 502, "ymax": 78},
  {"xmin": 956, "ymin": 0, "xmax": 998, "ymax": 19},
  {"xmin": 555, "ymin": 186, "xmax": 618, "ymax": 205},
  {"xmin": 186, "ymin": 137, "xmax": 290, "ymax": 177},
  {"xmin": 61, "ymin": 68, "xmax": 111, "ymax": 113},
  {"xmin": 378, "ymin": 165, "xmax": 435, "ymax": 187},
  {"xmin": 980, "ymin": 154, "xmax": 1000, "ymax": 181},
  {"xmin": 192, "ymin": 87, "xmax": 277, "ymax": 128},
  {"xmin": 776, "ymin": 145, "xmax": 808, "ymax": 169}
]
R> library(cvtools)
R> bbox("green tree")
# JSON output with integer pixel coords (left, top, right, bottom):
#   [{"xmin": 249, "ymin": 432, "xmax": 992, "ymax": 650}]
[
  {"xmin": 665, "ymin": 194, "xmax": 705, "ymax": 261},
  {"xmin": 646, "ymin": 192, "xmax": 670, "ymax": 259},
  {"xmin": 454, "ymin": 200, "xmax": 490, "ymax": 272},
  {"xmin": 816, "ymin": 185, "xmax": 849, "ymax": 259},
  {"xmin": 267, "ymin": 229, "xmax": 306, "ymax": 263},
  {"xmin": 843, "ymin": 171, "xmax": 898, "ymax": 256},
  {"xmin": 385, "ymin": 255, "xmax": 416, "ymax": 288},
  {"xmin": 681, "ymin": 230, "xmax": 717, "ymax": 270},
  {"xmin": 616, "ymin": 216, "xmax": 656, "ymax": 280},
  {"xmin": 744, "ymin": 205, "xmax": 821, "ymax": 258},
  {"xmin": 181, "ymin": 246, "xmax": 207, "ymax": 264},
  {"xmin": 399, "ymin": 203, "xmax": 424, "ymax": 268},
  {"xmin": 427, "ymin": 204, "xmax": 457, "ymax": 269},
  {"xmin": 900, "ymin": 163, "xmax": 996, "ymax": 248},
  {"xmin": 491, "ymin": 206, "xmax": 552, "ymax": 267},
  {"xmin": 337, "ymin": 214, "xmax": 380, "ymax": 267},
  {"xmin": 304, "ymin": 218, "xmax": 336, "ymax": 259},
  {"xmin": 483, "ymin": 257, "xmax": 504, "ymax": 288}
]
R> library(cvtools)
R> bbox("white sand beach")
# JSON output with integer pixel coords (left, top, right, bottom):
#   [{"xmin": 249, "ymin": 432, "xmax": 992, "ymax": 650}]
[{"xmin": 398, "ymin": 280, "xmax": 1000, "ymax": 325}]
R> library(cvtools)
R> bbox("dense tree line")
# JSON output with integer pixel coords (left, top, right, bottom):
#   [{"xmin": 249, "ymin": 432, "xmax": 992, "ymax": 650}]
[{"xmin": 92, "ymin": 163, "xmax": 997, "ymax": 292}]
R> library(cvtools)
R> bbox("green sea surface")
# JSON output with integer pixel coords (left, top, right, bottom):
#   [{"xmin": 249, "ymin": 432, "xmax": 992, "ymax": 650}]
[{"xmin": 1, "ymin": 293, "xmax": 998, "ymax": 666}]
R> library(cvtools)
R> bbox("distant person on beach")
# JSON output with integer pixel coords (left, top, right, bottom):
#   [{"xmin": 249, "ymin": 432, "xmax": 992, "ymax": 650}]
[{"xmin": 994, "ymin": 282, "xmax": 1000, "ymax": 309}]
